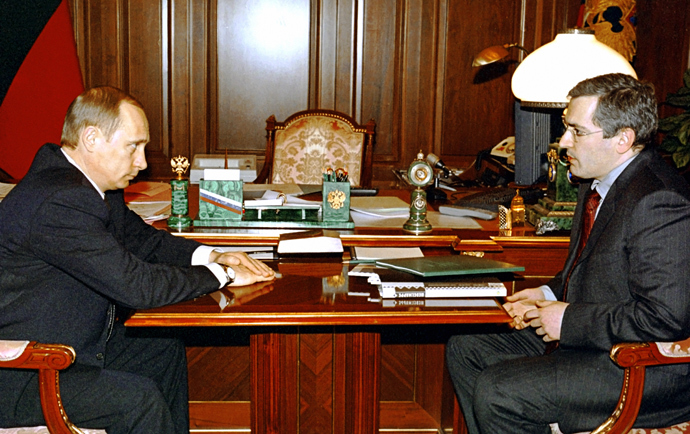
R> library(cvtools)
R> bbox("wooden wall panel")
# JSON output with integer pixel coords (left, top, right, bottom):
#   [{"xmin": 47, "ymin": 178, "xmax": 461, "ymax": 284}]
[
  {"xmin": 360, "ymin": 0, "xmax": 400, "ymax": 165},
  {"xmin": 217, "ymin": 0, "xmax": 311, "ymax": 156},
  {"xmin": 361, "ymin": 0, "xmax": 447, "ymax": 185},
  {"xmin": 635, "ymin": 0, "xmax": 690, "ymax": 120},
  {"xmin": 68, "ymin": 0, "xmax": 690, "ymax": 187},
  {"xmin": 333, "ymin": 0, "xmax": 358, "ymax": 115},
  {"xmin": 169, "ymin": 1, "xmax": 204, "ymax": 168},
  {"xmin": 130, "ymin": 0, "xmax": 166, "ymax": 178},
  {"xmin": 441, "ymin": 0, "xmax": 521, "ymax": 170},
  {"xmin": 79, "ymin": 0, "xmax": 124, "ymax": 88},
  {"xmin": 398, "ymin": 0, "xmax": 441, "ymax": 171}
]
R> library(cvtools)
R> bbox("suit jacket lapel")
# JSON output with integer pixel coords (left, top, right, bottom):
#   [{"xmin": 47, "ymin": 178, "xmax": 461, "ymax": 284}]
[{"xmin": 574, "ymin": 150, "xmax": 652, "ymax": 264}]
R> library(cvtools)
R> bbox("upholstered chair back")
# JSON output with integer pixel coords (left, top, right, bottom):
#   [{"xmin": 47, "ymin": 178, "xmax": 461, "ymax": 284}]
[{"xmin": 256, "ymin": 110, "xmax": 376, "ymax": 188}]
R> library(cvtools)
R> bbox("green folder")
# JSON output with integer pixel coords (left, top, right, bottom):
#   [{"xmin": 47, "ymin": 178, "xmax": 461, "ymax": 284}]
[{"xmin": 374, "ymin": 255, "xmax": 524, "ymax": 277}]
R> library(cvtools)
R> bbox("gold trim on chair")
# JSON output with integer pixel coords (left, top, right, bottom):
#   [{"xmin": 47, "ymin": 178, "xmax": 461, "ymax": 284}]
[{"xmin": 0, "ymin": 341, "xmax": 106, "ymax": 434}]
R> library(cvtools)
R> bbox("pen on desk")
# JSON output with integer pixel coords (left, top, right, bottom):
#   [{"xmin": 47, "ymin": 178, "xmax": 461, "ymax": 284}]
[{"xmin": 347, "ymin": 291, "xmax": 370, "ymax": 296}]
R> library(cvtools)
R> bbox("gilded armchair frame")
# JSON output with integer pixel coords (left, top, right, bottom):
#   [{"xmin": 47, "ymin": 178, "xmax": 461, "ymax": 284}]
[
  {"xmin": 590, "ymin": 338, "xmax": 690, "ymax": 434},
  {"xmin": 0, "ymin": 340, "xmax": 82, "ymax": 434}
]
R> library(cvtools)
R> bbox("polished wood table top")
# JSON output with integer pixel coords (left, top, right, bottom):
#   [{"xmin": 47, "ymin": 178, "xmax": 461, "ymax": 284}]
[{"xmin": 125, "ymin": 260, "xmax": 511, "ymax": 327}]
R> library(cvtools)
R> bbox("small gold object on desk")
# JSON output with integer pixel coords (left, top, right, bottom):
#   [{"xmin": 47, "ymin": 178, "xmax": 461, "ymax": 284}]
[
  {"xmin": 403, "ymin": 151, "xmax": 434, "ymax": 235},
  {"xmin": 167, "ymin": 155, "xmax": 192, "ymax": 229},
  {"xmin": 510, "ymin": 189, "xmax": 525, "ymax": 227}
]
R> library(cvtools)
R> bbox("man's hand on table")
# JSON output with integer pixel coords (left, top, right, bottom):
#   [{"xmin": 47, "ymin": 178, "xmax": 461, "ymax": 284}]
[{"xmin": 210, "ymin": 251, "xmax": 276, "ymax": 286}]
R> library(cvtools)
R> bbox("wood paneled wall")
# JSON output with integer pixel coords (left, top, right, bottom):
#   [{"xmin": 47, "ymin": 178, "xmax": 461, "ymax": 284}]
[{"xmin": 68, "ymin": 0, "xmax": 689, "ymax": 186}]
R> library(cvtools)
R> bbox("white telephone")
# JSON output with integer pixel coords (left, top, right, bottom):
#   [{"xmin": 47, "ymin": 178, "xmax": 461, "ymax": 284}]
[{"xmin": 490, "ymin": 136, "xmax": 515, "ymax": 165}]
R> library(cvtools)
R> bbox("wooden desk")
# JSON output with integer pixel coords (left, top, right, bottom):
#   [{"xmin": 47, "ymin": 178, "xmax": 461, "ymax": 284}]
[
  {"xmin": 134, "ymin": 185, "xmax": 570, "ymax": 433},
  {"xmin": 159, "ymin": 186, "xmax": 571, "ymax": 290},
  {"xmin": 126, "ymin": 260, "xmax": 510, "ymax": 434}
]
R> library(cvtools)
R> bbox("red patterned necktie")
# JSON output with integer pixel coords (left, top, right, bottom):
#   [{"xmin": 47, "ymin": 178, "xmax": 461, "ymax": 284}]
[
  {"xmin": 544, "ymin": 187, "xmax": 600, "ymax": 354},
  {"xmin": 563, "ymin": 187, "xmax": 601, "ymax": 301}
]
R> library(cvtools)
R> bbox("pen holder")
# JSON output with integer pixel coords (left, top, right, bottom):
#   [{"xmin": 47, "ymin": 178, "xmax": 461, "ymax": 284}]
[
  {"xmin": 167, "ymin": 155, "xmax": 192, "ymax": 229},
  {"xmin": 198, "ymin": 180, "xmax": 244, "ymax": 221},
  {"xmin": 322, "ymin": 181, "xmax": 351, "ymax": 222}
]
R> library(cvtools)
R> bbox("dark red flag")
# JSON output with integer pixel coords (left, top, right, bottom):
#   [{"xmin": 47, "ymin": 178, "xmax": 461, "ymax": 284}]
[{"xmin": 0, "ymin": 0, "xmax": 84, "ymax": 179}]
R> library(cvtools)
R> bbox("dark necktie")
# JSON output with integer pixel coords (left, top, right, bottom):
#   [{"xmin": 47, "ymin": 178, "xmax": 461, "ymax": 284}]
[
  {"xmin": 563, "ymin": 187, "xmax": 601, "ymax": 301},
  {"xmin": 544, "ymin": 187, "xmax": 600, "ymax": 354}
]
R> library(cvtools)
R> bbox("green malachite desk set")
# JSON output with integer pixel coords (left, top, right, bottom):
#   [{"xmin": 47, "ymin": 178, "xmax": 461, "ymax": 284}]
[
  {"xmin": 167, "ymin": 155, "xmax": 192, "ymax": 229},
  {"xmin": 191, "ymin": 162, "xmax": 354, "ymax": 229},
  {"xmin": 526, "ymin": 145, "xmax": 577, "ymax": 233}
]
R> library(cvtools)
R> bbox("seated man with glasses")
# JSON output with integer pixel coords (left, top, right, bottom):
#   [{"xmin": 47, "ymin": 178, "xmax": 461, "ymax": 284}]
[{"xmin": 446, "ymin": 73, "xmax": 690, "ymax": 433}]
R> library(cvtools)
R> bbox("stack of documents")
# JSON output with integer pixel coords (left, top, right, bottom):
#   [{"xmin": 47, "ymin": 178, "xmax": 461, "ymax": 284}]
[
  {"xmin": 350, "ymin": 246, "xmax": 424, "ymax": 262},
  {"xmin": 349, "ymin": 255, "xmax": 524, "ymax": 299},
  {"xmin": 349, "ymin": 264, "xmax": 509, "ymax": 299},
  {"xmin": 349, "ymin": 196, "xmax": 482, "ymax": 229},
  {"xmin": 277, "ymin": 229, "xmax": 343, "ymax": 254},
  {"xmin": 124, "ymin": 182, "xmax": 171, "ymax": 223}
]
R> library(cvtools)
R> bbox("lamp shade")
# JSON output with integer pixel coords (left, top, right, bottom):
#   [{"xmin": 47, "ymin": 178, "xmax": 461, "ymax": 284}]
[
  {"xmin": 511, "ymin": 29, "xmax": 637, "ymax": 107},
  {"xmin": 472, "ymin": 45, "xmax": 511, "ymax": 67}
]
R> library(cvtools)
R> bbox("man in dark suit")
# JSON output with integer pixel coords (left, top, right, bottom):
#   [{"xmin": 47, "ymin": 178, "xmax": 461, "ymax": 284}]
[
  {"xmin": 446, "ymin": 73, "xmax": 690, "ymax": 433},
  {"xmin": 0, "ymin": 86, "xmax": 275, "ymax": 433}
]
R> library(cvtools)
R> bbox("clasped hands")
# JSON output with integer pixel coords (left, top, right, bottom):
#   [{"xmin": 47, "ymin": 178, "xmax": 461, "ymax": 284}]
[
  {"xmin": 209, "ymin": 251, "xmax": 276, "ymax": 286},
  {"xmin": 503, "ymin": 287, "xmax": 567, "ymax": 342}
]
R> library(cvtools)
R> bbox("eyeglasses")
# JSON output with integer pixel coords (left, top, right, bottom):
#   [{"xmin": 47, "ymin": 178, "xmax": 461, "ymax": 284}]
[{"xmin": 561, "ymin": 117, "xmax": 603, "ymax": 142}]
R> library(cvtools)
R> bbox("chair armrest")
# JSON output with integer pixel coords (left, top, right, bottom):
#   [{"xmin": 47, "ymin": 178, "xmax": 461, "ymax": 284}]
[
  {"xmin": 611, "ymin": 337, "xmax": 690, "ymax": 368},
  {"xmin": 0, "ymin": 340, "xmax": 75, "ymax": 370},
  {"xmin": 0, "ymin": 340, "xmax": 78, "ymax": 434},
  {"xmin": 590, "ymin": 338, "xmax": 690, "ymax": 434}
]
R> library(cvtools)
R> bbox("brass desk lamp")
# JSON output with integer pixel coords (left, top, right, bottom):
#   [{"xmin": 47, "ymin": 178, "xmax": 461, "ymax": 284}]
[{"xmin": 472, "ymin": 43, "xmax": 528, "ymax": 67}]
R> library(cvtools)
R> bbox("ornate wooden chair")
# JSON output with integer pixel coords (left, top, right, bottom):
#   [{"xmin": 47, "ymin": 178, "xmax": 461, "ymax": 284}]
[
  {"xmin": 256, "ymin": 109, "xmax": 376, "ymax": 188},
  {"xmin": 550, "ymin": 336, "xmax": 690, "ymax": 434},
  {"xmin": 0, "ymin": 340, "xmax": 106, "ymax": 434}
]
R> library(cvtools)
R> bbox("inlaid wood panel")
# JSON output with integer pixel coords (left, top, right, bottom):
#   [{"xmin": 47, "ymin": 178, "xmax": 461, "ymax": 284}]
[
  {"xmin": 299, "ymin": 332, "xmax": 335, "ymax": 433},
  {"xmin": 381, "ymin": 344, "xmax": 415, "ymax": 401},
  {"xmin": 183, "ymin": 327, "xmax": 453, "ymax": 432}
]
